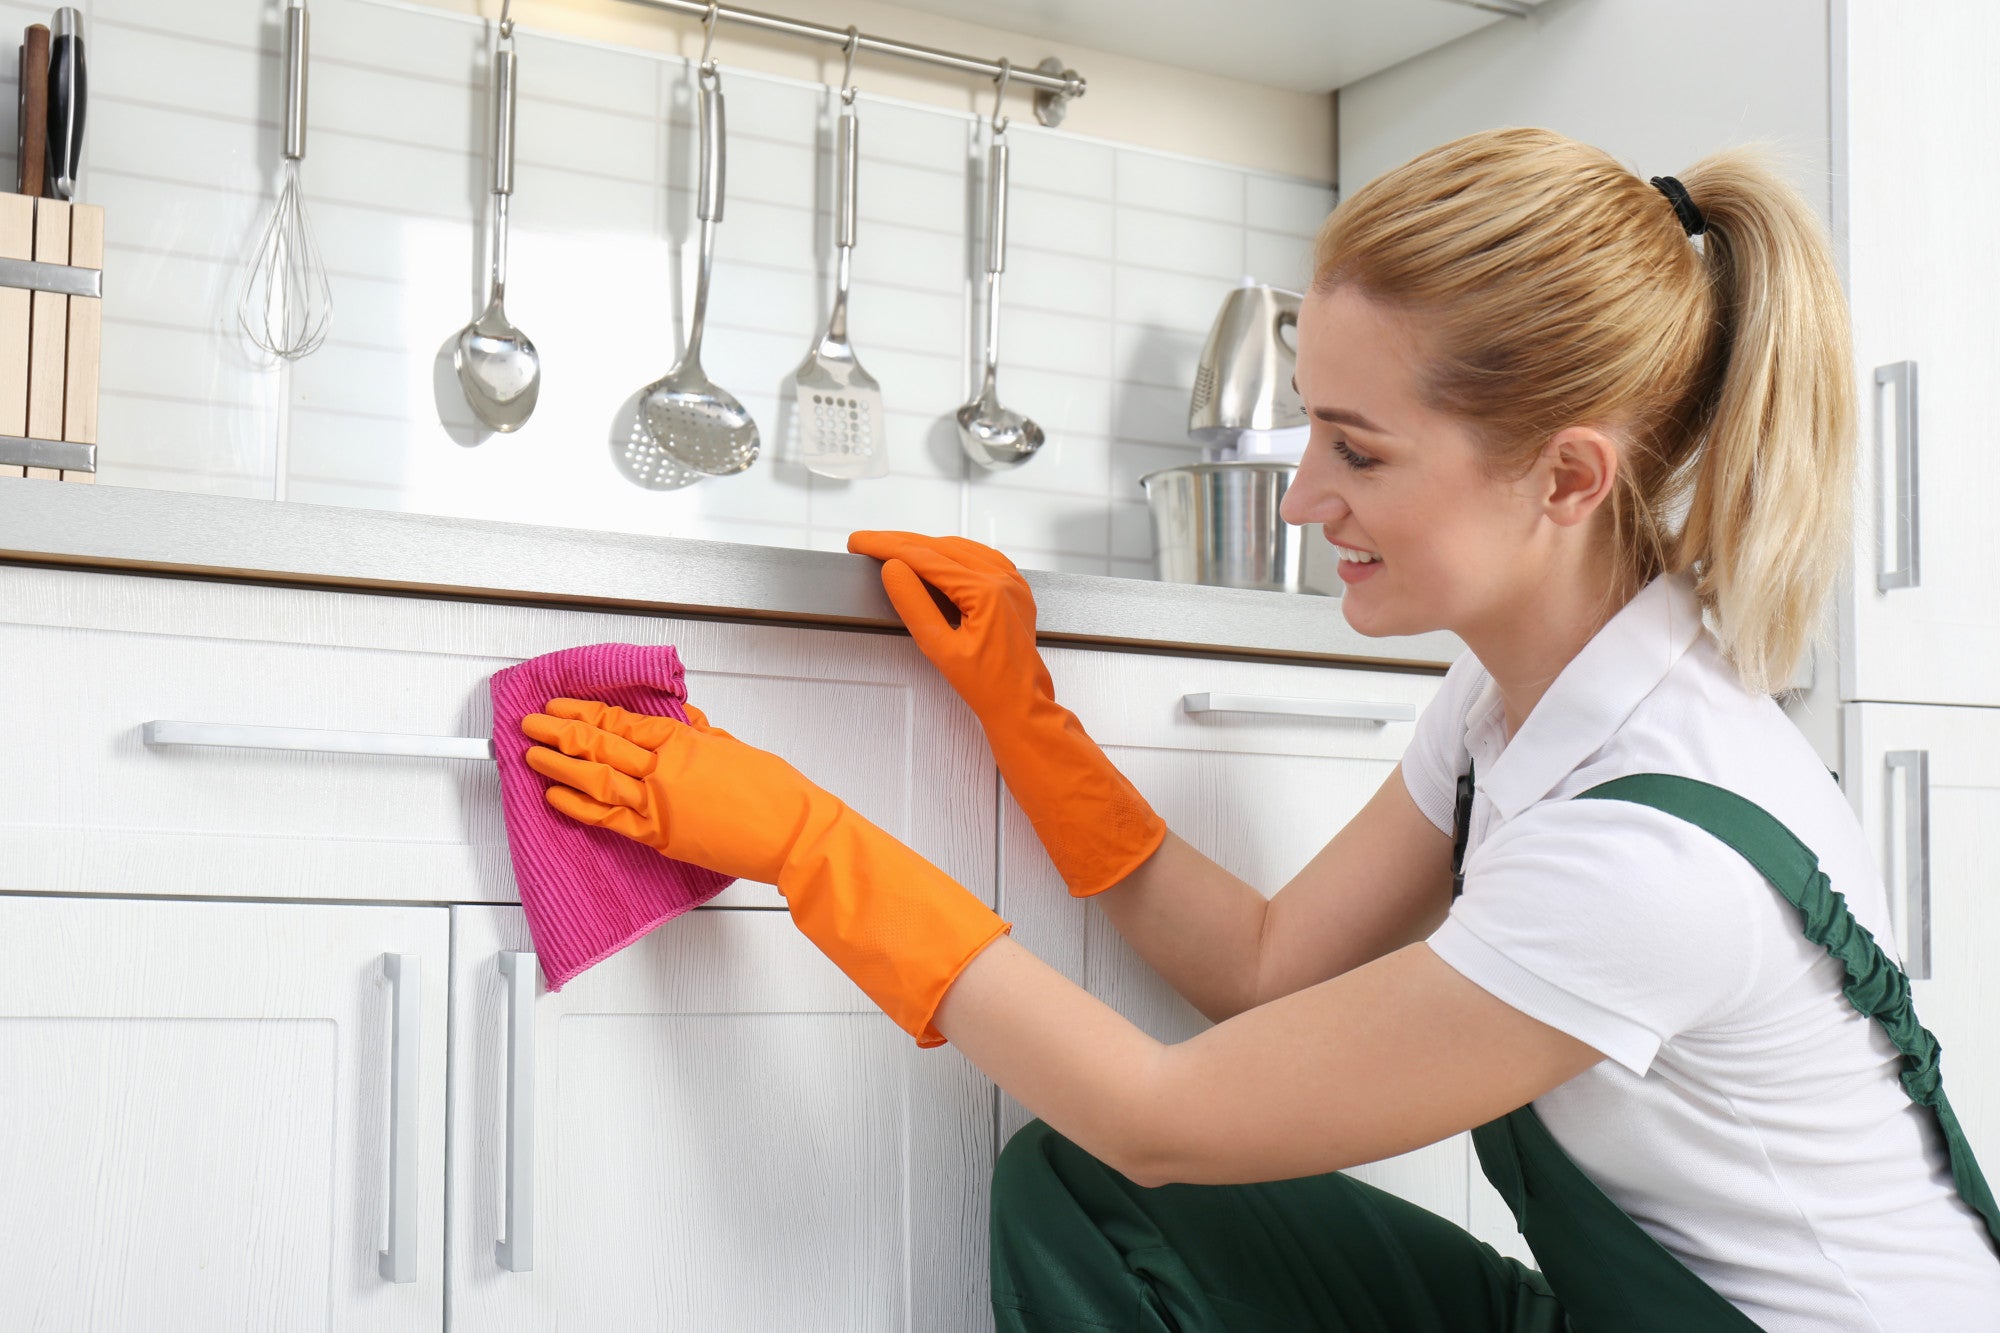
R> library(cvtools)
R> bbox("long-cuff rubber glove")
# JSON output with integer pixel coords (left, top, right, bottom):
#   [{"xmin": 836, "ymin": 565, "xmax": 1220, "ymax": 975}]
[
  {"xmin": 521, "ymin": 697, "xmax": 1010, "ymax": 1049},
  {"xmin": 846, "ymin": 530, "xmax": 1167, "ymax": 897}
]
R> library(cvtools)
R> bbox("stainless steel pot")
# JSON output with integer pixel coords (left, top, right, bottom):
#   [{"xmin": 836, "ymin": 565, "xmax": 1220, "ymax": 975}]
[{"xmin": 1137, "ymin": 460, "xmax": 1338, "ymax": 596}]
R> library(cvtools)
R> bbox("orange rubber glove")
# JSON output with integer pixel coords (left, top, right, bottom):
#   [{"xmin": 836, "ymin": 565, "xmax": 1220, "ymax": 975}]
[
  {"xmin": 520, "ymin": 697, "xmax": 1010, "ymax": 1048},
  {"xmin": 846, "ymin": 530, "xmax": 1166, "ymax": 897}
]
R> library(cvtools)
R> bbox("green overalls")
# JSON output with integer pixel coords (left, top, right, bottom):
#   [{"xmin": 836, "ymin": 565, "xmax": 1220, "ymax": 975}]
[{"xmin": 989, "ymin": 772, "xmax": 2000, "ymax": 1331}]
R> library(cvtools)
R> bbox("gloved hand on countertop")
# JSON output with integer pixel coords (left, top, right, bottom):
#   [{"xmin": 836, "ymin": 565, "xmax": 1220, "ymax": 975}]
[
  {"xmin": 845, "ymin": 530, "xmax": 1167, "ymax": 897},
  {"xmin": 521, "ymin": 697, "xmax": 1010, "ymax": 1048}
]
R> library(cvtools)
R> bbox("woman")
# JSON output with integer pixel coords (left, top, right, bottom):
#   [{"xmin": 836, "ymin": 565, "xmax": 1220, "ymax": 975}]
[{"xmin": 519, "ymin": 127, "xmax": 2000, "ymax": 1328}]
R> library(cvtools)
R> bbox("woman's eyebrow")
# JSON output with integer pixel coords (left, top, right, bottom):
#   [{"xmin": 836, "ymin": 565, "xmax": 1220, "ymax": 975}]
[{"xmin": 1292, "ymin": 379, "xmax": 1389, "ymax": 435}]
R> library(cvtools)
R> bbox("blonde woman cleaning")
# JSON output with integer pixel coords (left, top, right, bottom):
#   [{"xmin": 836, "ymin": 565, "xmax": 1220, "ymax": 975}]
[{"xmin": 518, "ymin": 127, "xmax": 2000, "ymax": 1328}]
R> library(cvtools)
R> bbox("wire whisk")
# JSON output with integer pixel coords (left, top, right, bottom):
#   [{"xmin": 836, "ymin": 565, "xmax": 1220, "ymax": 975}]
[{"xmin": 240, "ymin": 0, "xmax": 331, "ymax": 360}]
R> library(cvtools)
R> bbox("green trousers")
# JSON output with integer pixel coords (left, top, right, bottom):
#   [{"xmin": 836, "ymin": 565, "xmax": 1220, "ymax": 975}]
[{"xmin": 989, "ymin": 1117, "xmax": 1567, "ymax": 1332}]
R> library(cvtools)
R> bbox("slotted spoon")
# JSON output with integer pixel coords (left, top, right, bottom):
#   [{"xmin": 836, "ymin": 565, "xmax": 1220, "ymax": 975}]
[{"xmin": 634, "ymin": 63, "xmax": 759, "ymax": 477}]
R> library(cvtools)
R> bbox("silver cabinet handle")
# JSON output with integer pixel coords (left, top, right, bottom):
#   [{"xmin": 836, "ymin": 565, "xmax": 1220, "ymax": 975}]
[
  {"xmin": 1875, "ymin": 360, "xmax": 1920, "ymax": 591},
  {"xmin": 379, "ymin": 953, "xmax": 421, "ymax": 1283},
  {"xmin": 1884, "ymin": 750, "xmax": 1932, "ymax": 980},
  {"xmin": 496, "ymin": 951, "xmax": 537, "ymax": 1273},
  {"xmin": 144, "ymin": 720, "xmax": 494, "ymax": 761},
  {"xmin": 1181, "ymin": 693, "xmax": 1415, "ymax": 723}
]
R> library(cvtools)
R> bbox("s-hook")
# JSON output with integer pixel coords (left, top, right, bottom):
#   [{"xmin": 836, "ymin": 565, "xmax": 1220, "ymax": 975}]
[
  {"xmin": 990, "ymin": 56, "xmax": 1011, "ymax": 136},
  {"xmin": 698, "ymin": 0, "xmax": 719, "ymax": 82},
  {"xmin": 839, "ymin": 25, "xmax": 859, "ymax": 104},
  {"xmin": 497, "ymin": 0, "xmax": 513, "ymax": 40}
]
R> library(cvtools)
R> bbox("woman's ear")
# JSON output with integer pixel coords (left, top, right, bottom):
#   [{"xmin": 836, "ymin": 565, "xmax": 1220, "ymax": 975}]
[{"xmin": 1538, "ymin": 426, "xmax": 1619, "ymax": 528}]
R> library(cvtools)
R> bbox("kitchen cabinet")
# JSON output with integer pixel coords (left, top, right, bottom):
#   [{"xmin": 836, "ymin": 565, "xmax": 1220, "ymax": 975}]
[
  {"xmin": 1837, "ymin": 0, "xmax": 2000, "ymax": 708},
  {"xmin": 1841, "ymin": 703, "xmax": 2000, "ymax": 1174},
  {"xmin": 0, "ymin": 558, "xmax": 1471, "ymax": 1325},
  {"xmin": 993, "ymin": 644, "xmax": 1507, "ymax": 1244},
  {"xmin": 0, "ymin": 895, "xmax": 451, "ymax": 1329}
]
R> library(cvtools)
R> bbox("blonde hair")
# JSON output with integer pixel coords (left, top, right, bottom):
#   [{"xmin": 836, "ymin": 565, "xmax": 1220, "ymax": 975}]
[{"xmin": 1312, "ymin": 127, "xmax": 1853, "ymax": 696}]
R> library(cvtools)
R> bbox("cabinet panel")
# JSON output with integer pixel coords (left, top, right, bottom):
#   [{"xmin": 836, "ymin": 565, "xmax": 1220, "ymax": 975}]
[
  {"xmin": 0, "ymin": 894, "xmax": 450, "ymax": 1330},
  {"xmin": 449, "ymin": 905, "xmax": 994, "ymax": 1330},
  {"xmin": 1841, "ymin": 703, "xmax": 2000, "ymax": 1173},
  {"xmin": 995, "ymin": 646, "xmax": 1477, "ymax": 1227},
  {"xmin": 0, "ymin": 564, "xmax": 995, "ymax": 912},
  {"xmin": 1839, "ymin": 0, "xmax": 2000, "ymax": 705}
]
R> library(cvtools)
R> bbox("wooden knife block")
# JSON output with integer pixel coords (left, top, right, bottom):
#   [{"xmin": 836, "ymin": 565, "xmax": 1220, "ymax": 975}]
[{"xmin": 0, "ymin": 193, "xmax": 102, "ymax": 482}]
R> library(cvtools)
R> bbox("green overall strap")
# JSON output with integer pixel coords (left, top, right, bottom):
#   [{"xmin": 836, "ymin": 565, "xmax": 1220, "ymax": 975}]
[{"xmin": 1576, "ymin": 774, "xmax": 2000, "ymax": 1251}]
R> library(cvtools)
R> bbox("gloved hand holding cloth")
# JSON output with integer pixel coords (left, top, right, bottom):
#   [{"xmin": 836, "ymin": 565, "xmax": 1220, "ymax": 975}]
[
  {"xmin": 846, "ymin": 531, "xmax": 1167, "ymax": 897},
  {"xmin": 521, "ymin": 697, "xmax": 1010, "ymax": 1048}
]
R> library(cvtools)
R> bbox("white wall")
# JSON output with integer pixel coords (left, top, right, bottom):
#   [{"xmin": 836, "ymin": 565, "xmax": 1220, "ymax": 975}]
[
  {"xmin": 1338, "ymin": 0, "xmax": 1830, "ymax": 222},
  {"xmin": 83, "ymin": 0, "xmax": 1335, "ymax": 578}
]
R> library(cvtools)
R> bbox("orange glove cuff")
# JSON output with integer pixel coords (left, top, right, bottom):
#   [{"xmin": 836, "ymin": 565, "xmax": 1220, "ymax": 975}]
[{"xmin": 781, "ymin": 811, "xmax": 1012, "ymax": 1047}]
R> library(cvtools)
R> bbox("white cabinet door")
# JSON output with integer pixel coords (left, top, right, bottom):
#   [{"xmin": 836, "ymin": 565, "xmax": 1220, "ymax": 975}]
[
  {"xmin": 1838, "ymin": 0, "xmax": 2000, "ymax": 706},
  {"xmin": 993, "ymin": 646, "xmax": 1478, "ymax": 1226},
  {"xmin": 0, "ymin": 894, "xmax": 450, "ymax": 1331},
  {"xmin": 0, "ymin": 563, "xmax": 993, "ymax": 913},
  {"xmin": 447, "ymin": 905, "xmax": 994, "ymax": 1331},
  {"xmin": 1841, "ymin": 703, "xmax": 2000, "ymax": 1173}
]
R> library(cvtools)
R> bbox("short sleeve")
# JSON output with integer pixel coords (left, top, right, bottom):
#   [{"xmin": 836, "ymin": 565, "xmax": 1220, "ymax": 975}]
[
  {"xmin": 1426, "ymin": 797, "xmax": 1761, "ymax": 1077},
  {"xmin": 1400, "ymin": 651, "xmax": 1488, "ymax": 836}
]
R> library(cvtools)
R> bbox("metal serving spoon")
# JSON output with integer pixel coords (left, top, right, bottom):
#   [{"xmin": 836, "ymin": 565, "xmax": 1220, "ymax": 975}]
[
  {"xmin": 957, "ymin": 67, "xmax": 1042, "ymax": 471},
  {"xmin": 454, "ymin": 15, "xmax": 540, "ymax": 432}
]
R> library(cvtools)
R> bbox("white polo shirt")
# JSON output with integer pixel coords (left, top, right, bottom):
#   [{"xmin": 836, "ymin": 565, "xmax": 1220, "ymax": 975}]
[{"xmin": 1402, "ymin": 568, "xmax": 2000, "ymax": 1330}]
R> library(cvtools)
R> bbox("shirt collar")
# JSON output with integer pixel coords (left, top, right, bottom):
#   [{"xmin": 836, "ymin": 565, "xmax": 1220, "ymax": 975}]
[{"xmin": 1464, "ymin": 569, "xmax": 1705, "ymax": 821}]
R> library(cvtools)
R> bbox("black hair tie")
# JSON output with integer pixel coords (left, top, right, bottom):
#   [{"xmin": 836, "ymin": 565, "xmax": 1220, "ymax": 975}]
[{"xmin": 1650, "ymin": 175, "xmax": 1706, "ymax": 237}]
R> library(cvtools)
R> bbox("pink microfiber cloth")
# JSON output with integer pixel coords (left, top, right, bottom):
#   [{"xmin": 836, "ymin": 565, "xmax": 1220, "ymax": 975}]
[{"xmin": 491, "ymin": 642, "xmax": 736, "ymax": 991}]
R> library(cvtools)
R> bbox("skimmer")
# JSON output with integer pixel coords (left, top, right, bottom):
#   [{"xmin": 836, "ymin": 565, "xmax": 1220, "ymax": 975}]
[{"xmin": 633, "ymin": 24, "xmax": 758, "ymax": 478}]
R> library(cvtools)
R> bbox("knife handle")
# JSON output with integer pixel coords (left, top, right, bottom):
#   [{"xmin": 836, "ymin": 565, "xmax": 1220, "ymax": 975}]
[
  {"xmin": 47, "ymin": 9, "xmax": 84, "ymax": 203},
  {"xmin": 18, "ymin": 24, "xmax": 47, "ymax": 197}
]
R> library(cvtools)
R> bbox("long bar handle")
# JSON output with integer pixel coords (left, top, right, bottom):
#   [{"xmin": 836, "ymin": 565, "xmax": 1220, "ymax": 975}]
[
  {"xmin": 985, "ymin": 138, "xmax": 1008, "ymax": 275},
  {"xmin": 1875, "ymin": 360, "xmax": 1920, "ymax": 591},
  {"xmin": 1181, "ymin": 693, "xmax": 1416, "ymax": 723},
  {"xmin": 491, "ymin": 43, "xmax": 516, "ymax": 196},
  {"xmin": 836, "ymin": 104, "xmax": 858, "ymax": 250},
  {"xmin": 495, "ymin": 951, "xmax": 537, "ymax": 1272},
  {"xmin": 143, "ymin": 720, "xmax": 494, "ymax": 761},
  {"xmin": 379, "ymin": 953, "xmax": 421, "ymax": 1283},
  {"xmin": 1884, "ymin": 749, "xmax": 1932, "ymax": 980},
  {"xmin": 283, "ymin": 1, "xmax": 308, "ymax": 162},
  {"xmin": 697, "ymin": 76, "xmax": 725, "ymax": 224}
]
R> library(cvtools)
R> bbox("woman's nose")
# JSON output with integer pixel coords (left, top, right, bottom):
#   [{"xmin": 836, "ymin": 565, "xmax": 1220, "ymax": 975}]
[{"xmin": 1280, "ymin": 442, "xmax": 1349, "ymax": 526}]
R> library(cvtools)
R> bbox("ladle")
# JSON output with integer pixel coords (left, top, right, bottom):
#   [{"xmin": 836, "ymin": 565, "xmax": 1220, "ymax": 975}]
[
  {"xmin": 956, "ymin": 60, "xmax": 1043, "ymax": 470},
  {"xmin": 454, "ymin": 11, "xmax": 540, "ymax": 432}
]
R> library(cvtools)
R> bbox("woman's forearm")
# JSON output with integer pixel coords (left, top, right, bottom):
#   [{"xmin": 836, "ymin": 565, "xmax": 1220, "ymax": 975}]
[
  {"xmin": 1089, "ymin": 830, "xmax": 1271, "ymax": 1024},
  {"xmin": 931, "ymin": 933, "xmax": 1173, "ymax": 1185}
]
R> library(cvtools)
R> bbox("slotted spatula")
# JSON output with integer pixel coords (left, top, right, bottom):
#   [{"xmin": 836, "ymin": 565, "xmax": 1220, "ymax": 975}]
[{"xmin": 793, "ymin": 86, "xmax": 886, "ymax": 479}]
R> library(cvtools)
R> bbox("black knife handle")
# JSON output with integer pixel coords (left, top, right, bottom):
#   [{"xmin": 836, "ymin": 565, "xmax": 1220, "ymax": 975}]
[{"xmin": 47, "ymin": 9, "xmax": 85, "ymax": 202}]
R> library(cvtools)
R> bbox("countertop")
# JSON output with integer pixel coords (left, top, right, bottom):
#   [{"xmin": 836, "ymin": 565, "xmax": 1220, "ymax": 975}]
[{"xmin": 0, "ymin": 479, "xmax": 1462, "ymax": 670}]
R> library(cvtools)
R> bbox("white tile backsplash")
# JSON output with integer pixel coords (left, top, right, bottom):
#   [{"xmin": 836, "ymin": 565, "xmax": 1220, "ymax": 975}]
[{"xmin": 80, "ymin": 0, "xmax": 1337, "ymax": 578}]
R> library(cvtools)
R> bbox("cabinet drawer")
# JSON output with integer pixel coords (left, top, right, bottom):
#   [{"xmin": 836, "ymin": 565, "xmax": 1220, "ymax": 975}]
[
  {"xmin": 0, "ymin": 564, "xmax": 994, "ymax": 908},
  {"xmin": 1048, "ymin": 644, "xmax": 1443, "ymax": 762}
]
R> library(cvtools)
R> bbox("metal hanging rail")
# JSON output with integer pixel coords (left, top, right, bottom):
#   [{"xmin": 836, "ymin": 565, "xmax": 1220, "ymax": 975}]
[{"xmin": 616, "ymin": 0, "xmax": 1088, "ymax": 126}]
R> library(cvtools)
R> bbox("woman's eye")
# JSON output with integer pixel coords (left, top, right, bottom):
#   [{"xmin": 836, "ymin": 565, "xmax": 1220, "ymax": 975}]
[{"xmin": 1330, "ymin": 437, "xmax": 1377, "ymax": 470}]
